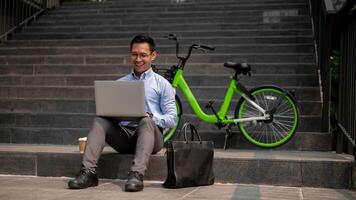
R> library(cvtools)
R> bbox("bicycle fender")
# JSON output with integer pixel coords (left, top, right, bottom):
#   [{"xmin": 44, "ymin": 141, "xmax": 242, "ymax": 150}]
[{"xmin": 249, "ymin": 85, "xmax": 298, "ymax": 105}]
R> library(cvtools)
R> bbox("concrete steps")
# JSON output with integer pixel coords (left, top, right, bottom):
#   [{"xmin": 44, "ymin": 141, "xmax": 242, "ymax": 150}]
[
  {"xmin": 56, "ymin": 2, "xmax": 308, "ymax": 11},
  {"xmin": 0, "ymin": 0, "xmax": 347, "ymax": 189},
  {"xmin": 0, "ymin": 44, "xmax": 315, "ymax": 55},
  {"xmin": 0, "ymin": 110, "xmax": 320, "ymax": 128},
  {"xmin": 30, "ymin": 17, "xmax": 310, "ymax": 26},
  {"xmin": 0, "ymin": 0, "xmax": 323, "ymax": 151},
  {"xmin": 0, "ymin": 126, "xmax": 330, "ymax": 151},
  {"xmin": 0, "ymin": 98, "xmax": 321, "ymax": 115},
  {"xmin": 51, "ymin": 3, "xmax": 309, "ymax": 12},
  {"xmin": 11, "ymin": 30, "xmax": 313, "ymax": 40},
  {"xmin": 62, "ymin": 0, "xmax": 307, "ymax": 5},
  {"xmin": 0, "ymin": 74, "xmax": 318, "ymax": 86},
  {"xmin": 0, "ymin": 85, "xmax": 319, "ymax": 100},
  {"xmin": 39, "ymin": 13, "xmax": 308, "ymax": 22},
  {"xmin": 0, "ymin": 63, "xmax": 317, "ymax": 75},
  {"xmin": 0, "ymin": 124, "xmax": 328, "ymax": 147},
  {"xmin": 0, "ymin": 144, "xmax": 352, "ymax": 188},
  {"xmin": 2, "ymin": 36, "xmax": 315, "ymax": 47},
  {"xmin": 23, "ymin": 23, "xmax": 312, "ymax": 33},
  {"xmin": 0, "ymin": 53, "xmax": 315, "ymax": 64}
]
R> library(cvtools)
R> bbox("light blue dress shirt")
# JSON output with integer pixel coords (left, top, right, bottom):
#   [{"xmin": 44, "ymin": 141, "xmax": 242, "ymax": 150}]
[{"xmin": 117, "ymin": 68, "xmax": 177, "ymax": 128}]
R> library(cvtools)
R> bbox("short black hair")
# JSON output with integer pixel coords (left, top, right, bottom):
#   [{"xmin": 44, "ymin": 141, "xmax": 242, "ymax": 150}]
[{"xmin": 130, "ymin": 34, "xmax": 156, "ymax": 52}]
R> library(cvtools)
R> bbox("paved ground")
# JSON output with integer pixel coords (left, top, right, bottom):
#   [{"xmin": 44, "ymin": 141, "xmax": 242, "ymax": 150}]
[{"xmin": 0, "ymin": 175, "xmax": 355, "ymax": 200}]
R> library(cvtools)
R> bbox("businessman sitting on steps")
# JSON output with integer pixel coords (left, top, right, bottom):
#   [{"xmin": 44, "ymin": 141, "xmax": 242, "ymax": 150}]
[{"xmin": 68, "ymin": 34, "xmax": 177, "ymax": 192}]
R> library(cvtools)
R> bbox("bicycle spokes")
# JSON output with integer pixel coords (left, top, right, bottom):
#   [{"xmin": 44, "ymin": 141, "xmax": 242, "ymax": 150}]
[{"xmin": 236, "ymin": 87, "xmax": 298, "ymax": 147}]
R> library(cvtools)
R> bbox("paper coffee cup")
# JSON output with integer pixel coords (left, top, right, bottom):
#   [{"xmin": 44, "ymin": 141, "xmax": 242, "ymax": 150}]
[{"xmin": 78, "ymin": 137, "xmax": 87, "ymax": 153}]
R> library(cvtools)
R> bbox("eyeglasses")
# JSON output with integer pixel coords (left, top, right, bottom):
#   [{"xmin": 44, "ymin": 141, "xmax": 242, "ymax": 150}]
[{"xmin": 130, "ymin": 52, "xmax": 151, "ymax": 59}]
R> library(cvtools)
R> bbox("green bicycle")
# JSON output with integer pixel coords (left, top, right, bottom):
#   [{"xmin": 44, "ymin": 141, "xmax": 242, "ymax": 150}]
[{"xmin": 159, "ymin": 34, "xmax": 299, "ymax": 149}]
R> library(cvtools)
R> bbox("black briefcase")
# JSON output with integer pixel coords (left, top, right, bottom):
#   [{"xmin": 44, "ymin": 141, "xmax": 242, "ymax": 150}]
[{"xmin": 162, "ymin": 122, "xmax": 215, "ymax": 188}]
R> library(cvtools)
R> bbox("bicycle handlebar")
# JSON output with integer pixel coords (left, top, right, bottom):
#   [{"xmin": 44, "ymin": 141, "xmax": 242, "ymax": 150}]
[
  {"xmin": 199, "ymin": 44, "xmax": 215, "ymax": 51},
  {"xmin": 166, "ymin": 33, "xmax": 215, "ymax": 69},
  {"xmin": 167, "ymin": 33, "xmax": 178, "ymax": 41}
]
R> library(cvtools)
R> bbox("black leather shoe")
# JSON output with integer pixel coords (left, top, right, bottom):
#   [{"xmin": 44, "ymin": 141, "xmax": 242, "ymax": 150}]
[
  {"xmin": 68, "ymin": 168, "xmax": 98, "ymax": 189},
  {"xmin": 125, "ymin": 171, "xmax": 144, "ymax": 192}
]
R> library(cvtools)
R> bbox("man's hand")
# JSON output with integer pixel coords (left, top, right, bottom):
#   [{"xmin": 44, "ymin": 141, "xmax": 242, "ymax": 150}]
[{"xmin": 146, "ymin": 112, "xmax": 153, "ymax": 118}]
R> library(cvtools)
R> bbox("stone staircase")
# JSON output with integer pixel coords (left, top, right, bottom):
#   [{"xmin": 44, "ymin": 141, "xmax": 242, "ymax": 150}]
[{"xmin": 0, "ymin": 0, "xmax": 352, "ymax": 188}]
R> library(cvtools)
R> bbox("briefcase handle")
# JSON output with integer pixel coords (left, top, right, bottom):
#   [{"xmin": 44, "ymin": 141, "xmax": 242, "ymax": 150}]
[{"xmin": 181, "ymin": 122, "xmax": 202, "ymax": 144}]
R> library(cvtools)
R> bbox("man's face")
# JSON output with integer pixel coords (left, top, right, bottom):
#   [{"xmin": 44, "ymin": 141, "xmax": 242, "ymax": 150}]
[{"xmin": 130, "ymin": 42, "xmax": 156, "ymax": 76}]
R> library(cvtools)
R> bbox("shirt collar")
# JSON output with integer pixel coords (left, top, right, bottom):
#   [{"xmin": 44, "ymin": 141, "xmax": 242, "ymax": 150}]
[{"xmin": 131, "ymin": 68, "xmax": 153, "ymax": 80}]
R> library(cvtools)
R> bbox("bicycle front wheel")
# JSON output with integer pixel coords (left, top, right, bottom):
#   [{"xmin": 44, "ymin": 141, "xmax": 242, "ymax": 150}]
[{"xmin": 235, "ymin": 86, "xmax": 298, "ymax": 148}]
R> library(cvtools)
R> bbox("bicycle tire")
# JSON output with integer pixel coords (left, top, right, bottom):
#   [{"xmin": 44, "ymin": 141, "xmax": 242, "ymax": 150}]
[
  {"xmin": 235, "ymin": 86, "xmax": 298, "ymax": 147},
  {"xmin": 163, "ymin": 95, "xmax": 182, "ymax": 143}
]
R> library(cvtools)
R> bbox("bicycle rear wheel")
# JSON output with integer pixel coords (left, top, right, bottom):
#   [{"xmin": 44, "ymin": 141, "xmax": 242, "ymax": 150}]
[
  {"xmin": 235, "ymin": 86, "xmax": 298, "ymax": 147},
  {"xmin": 163, "ymin": 95, "xmax": 182, "ymax": 143}
]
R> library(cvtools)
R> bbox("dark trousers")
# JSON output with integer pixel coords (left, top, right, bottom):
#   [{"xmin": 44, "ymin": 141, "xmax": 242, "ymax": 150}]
[{"xmin": 82, "ymin": 116, "xmax": 163, "ymax": 175}]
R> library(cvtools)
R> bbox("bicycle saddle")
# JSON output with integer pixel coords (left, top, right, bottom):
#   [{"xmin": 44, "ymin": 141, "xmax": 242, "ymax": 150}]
[{"xmin": 223, "ymin": 61, "xmax": 251, "ymax": 75}]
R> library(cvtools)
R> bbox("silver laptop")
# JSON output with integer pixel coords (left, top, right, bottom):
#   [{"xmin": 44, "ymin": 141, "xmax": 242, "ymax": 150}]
[{"xmin": 94, "ymin": 80, "xmax": 146, "ymax": 119}]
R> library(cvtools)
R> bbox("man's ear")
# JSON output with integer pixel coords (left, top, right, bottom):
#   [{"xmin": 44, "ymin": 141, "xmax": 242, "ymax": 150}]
[{"xmin": 151, "ymin": 51, "xmax": 157, "ymax": 61}]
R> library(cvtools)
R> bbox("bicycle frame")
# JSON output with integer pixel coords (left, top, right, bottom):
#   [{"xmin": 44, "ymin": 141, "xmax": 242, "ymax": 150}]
[
  {"xmin": 162, "ymin": 34, "xmax": 298, "ymax": 148},
  {"xmin": 171, "ymin": 68, "xmax": 270, "ymax": 126}
]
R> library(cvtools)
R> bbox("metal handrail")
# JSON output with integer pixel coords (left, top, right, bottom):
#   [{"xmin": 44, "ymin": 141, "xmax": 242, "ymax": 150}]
[
  {"xmin": 310, "ymin": 0, "xmax": 356, "ymax": 160},
  {"xmin": 323, "ymin": 0, "xmax": 338, "ymax": 13},
  {"xmin": 0, "ymin": 0, "xmax": 52, "ymax": 42},
  {"xmin": 335, "ymin": 0, "xmax": 356, "ymax": 159}
]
